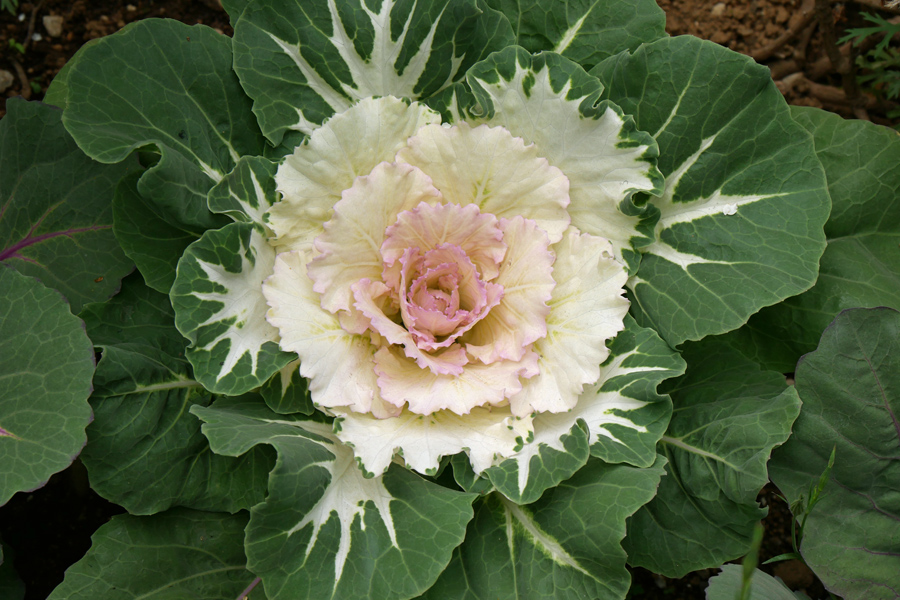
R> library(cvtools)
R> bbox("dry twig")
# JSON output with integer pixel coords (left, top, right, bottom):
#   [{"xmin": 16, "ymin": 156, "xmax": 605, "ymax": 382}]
[{"xmin": 752, "ymin": 0, "xmax": 817, "ymax": 61}]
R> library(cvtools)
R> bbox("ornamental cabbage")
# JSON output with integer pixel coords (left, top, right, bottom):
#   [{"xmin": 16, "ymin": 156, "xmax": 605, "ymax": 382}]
[
  {"xmin": 22, "ymin": 0, "xmax": 840, "ymax": 598},
  {"xmin": 262, "ymin": 92, "xmax": 645, "ymax": 477}
]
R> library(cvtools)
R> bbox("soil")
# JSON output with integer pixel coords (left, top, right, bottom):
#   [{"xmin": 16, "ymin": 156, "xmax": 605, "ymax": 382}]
[{"xmin": 0, "ymin": 0, "xmax": 864, "ymax": 598}]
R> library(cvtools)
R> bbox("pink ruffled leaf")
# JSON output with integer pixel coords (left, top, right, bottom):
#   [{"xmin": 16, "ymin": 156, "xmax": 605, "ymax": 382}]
[
  {"xmin": 307, "ymin": 162, "xmax": 442, "ymax": 314},
  {"xmin": 464, "ymin": 216, "xmax": 556, "ymax": 364}
]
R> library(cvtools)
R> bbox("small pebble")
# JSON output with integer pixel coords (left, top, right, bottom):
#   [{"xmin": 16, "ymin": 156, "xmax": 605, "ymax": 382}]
[
  {"xmin": 126, "ymin": 4, "xmax": 137, "ymax": 11},
  {"xmin": 711, "ymin": 2, "xmax": 726, "ymax": 17},
  {"xmin": 31, "ymin": 33, "xmax": 42, "ymax": 42},
  {"xmin": 17, "ymin": 12, "xmax": 25, "ymax": 21},
  {"xmin": 43, "ymin": 15, "xmax": 64, "ymax": 37},
  {"xmin": 0, "ymin": 69, "xmax": 14, "ymax": 94}
]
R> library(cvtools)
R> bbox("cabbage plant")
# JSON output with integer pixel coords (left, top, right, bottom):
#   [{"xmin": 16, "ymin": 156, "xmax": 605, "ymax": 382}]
[{"xmin": 1, "ymin": 0, "xmax": 898, "ymax": 598}]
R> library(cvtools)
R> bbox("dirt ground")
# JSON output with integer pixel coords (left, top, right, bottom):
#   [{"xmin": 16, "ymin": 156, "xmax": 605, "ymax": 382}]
[{"xmin": 0, "ymin": 1, "xmax": 861, "ymax": 598}]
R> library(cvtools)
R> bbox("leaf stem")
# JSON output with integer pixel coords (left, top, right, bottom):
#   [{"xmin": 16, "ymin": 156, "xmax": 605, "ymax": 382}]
[{"xmin": 236, "ymin": 577, "xmax": 261, "ymax": 600}]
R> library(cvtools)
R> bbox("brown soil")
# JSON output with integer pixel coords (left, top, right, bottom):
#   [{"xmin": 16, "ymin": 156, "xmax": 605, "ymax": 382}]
[{"xmin": 0, "ymin": 1, "xmax": 854, "ymax": 598}]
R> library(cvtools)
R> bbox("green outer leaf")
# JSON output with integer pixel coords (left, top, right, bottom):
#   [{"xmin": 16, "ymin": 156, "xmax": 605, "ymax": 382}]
[
  {"xmin": 624, "ymin": 336, "xmax": 801, "ymax": 576},
  {"xmin": 232, "ymin": 0, "xmax": 514, "ymax": 145},
  {"xmin": 171, "ymin": 222, "xmax": 294, "ymax": 395},
  {"xmin": 706, "ymin": 565, "xmax": 805, "ymax": 600},
  {"xmin": 79, "ymin": 273, "xmax": 274, "ymax": 514},
  {"xmin": 421, "ymin": 455, "xmax": 667, "ymax": 600},
  {"xmin": 483, "ymin": 0, "xmax": 665, "ymax": 69},
  {"xmin": 769, "ymin": 308, "xmax": 900, "ymax": 600},
  {"xmin": 592, "ymin": 36, "xmax": 830, "ymax": 346},
  {"xmin": 722, "ymin": 107, "xmax": 900, "ymax": 373},
  {"xmin": 483, "ymin": 316, "xmax": 681, "ymax": 504},
  {"xmin": 193, "ymin": 396, "xmax": 476, "ymax": 600},
  {"xmin": 466, "ymin": 46, "xmax": 664, "ymax": 273},
  {"xmin": 63, "ymin": 19, "xmax": 263, "ymax": 171},
  {"xmin": 43, "ymin": 38, "xmax": 102, "ymax": 110},
  {"xmin": 0, "ymin": 268, "xmax": 94, "ymax": 507},
  {"xmin": 47, "ymin": 508, "xmax": 264, "ymax": 600},
  {"xmin": 112, "ymin": 171, "xmax": 203, "ymax": 295},
  {"xmin": 61, "ymin": 19, "xmax": 261, "ymax": 293},
  {"xmin": 221, "ymin": 0, "xmax": 251, "ymax": 27},
  {"xmin": 0, "ymin": 98, "xmax": 136, "ymax": 314}
]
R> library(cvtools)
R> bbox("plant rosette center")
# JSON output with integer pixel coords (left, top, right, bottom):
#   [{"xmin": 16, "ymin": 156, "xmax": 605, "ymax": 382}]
[{"xmin": 260, "ymin": 96, "xmax": 633, "ymax": 478}]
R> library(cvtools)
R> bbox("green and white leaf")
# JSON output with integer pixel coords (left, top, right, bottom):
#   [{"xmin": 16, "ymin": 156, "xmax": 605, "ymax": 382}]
[
  {"xmin": 171, "ymin": 222, "xmax": 294, "ymax": 395},
  {"xmin": 231, "ymin": 0, "xmax": 514, "ymax": 145},
  {"xmin": 591, "ymin": 36, "xmax": 830, "ymax": 346},
  {"xmin": 260, "ymin": 358, "xmax": 313, "ymax": 415},
  {"xmin": 706, "ymin": 565, "xmax": 807, "ymax": 600},
  {"xmin": 47, "ymin": 509, "xmax": 265, "ymax": 600},
  {"xmin": 208, "ymin": 155, "xmax": 280, "ymax": 227},
  {"xmin": 0, "ymin": 98, "xmax": 135, "ymax": 313},
  {"xmin": 193, "ymin": 396, "xmax": 476, "ymax": 600},
  {"xmin": 483, "ymin": 316, "xmax": 682, "ymax": 504},
  {"xmin": 61, "ymin": 19, "xmax": 263, "ymax": 292},
  {"xmin": 466, "ymin": 47, "xmax": 664, "ymax": 272},
  {"xmin": 721, "ymin": 107, "xmax": 900, "ymax": 373},
  {"xmin": 79, "ymin": 272, "xmax": 274, "ymax": 514},
  {"xmin": 624, "ymin": 335, "xmax": 801, "ymax": 576},
  {"xmin": 483, "ymin": 0, "xmax": 666, "ymax": 69},
  {"xmin": 769, "ymin": 308, "xmax": 900, "ymax": 600},
  {"xmin": 0, "ymin": 268, "xmax": 94, "ymax": 507},
  {"xmin": 420, "ymin": 456, "xmax": 667, "ymax": 600}
]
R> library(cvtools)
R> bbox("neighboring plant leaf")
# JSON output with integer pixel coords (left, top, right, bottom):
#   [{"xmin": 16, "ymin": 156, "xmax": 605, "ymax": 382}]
[
  {"xmin": 0, "ymin": 268, "xmax": 94, "ymax": 506},
  {"xmin": 706, "ymin": 565, "xmax": 807, "ymax": 600},
  {"xmin": 624, "ymin": 336, "xmax": 801, "ymax": 576},
  {"xmin": 171, "ymin": 222, "xmax": 295, "ymax": 395},
  {"xmin": 483, "ymin": 316, "xmax": 681, "ymax": 504},
  {"xmin": 591, "ymin": 36, "xmax": 830, "ymax": 346},
  {"xmin": 47, "ymin": 508, "xmax": 265, "ymax": 599},
  {"xmin": 193, "ymin": 396, "xmax": 476, "ymax": 600},
  {"xmin": 78, "ymin": 272, "xmax": 274, "ymax": 514},
  {"xmin": 0, "ymin": 537, "xmax": 25, "ymax": 600},
  {"xmin": 483, "ymin": 0, "xmax": 666, "ymax": 69},
  {"xmin": 420, "ymin": 455, "xmax": 667, "ymax": 600},
  {"xmin": 720, "ymin": 107, "xmax": 900, "ymax": 372},
  {"xmin": 231, "ymin": 0, "xmax": 514, "ymax": 145},
  {"xmin": 769, "ymin": 308, "xmax": 900, "ymax": 600},
  {"xmin": 61, "ymin": 19, "xmax": 264, "ymax": 292},
  {"xmin": 466, "ymin": 47, "xmax": 664, "ymax": 273},
  {"xmin": 0, "ymin": 98, "xmax": 136, "ymax": 314}
]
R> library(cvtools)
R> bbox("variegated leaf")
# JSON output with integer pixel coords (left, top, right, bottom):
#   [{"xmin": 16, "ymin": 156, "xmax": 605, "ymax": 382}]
[
  {"xmin": 208, "ymin": 155, "xmax": 280, "ymax": 228},
  {"xmin": 466, "ymin": 47, "xmax": 664, "ymax": 272},
  {"xmin": 171, "ymin": 222, "xmax": 294, "ymax": 395},
  {"xmin": 420, "ymin": 456, "xmax": 667, "ymax": 600},
  {"xmin": 260, "ymin": 358, "xmax": 313, "ymax": 415},
  {"xmin": 231, "ymin": 0, "xmax": 514, "ymax": 146},
  {"xmin": 483, "ymin": 0, "xmax": 666, "ymax": 69},
  {"xmin": 483, "ymin": 316, "xmax": 682, "ymax": 504},
  {"xmin": 193, "ymin": 396, "xmax": 475, "ymax": 600},
  {"xmin": 591, "ymin": 36, "xmax": 830, "ymax": 346}
]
